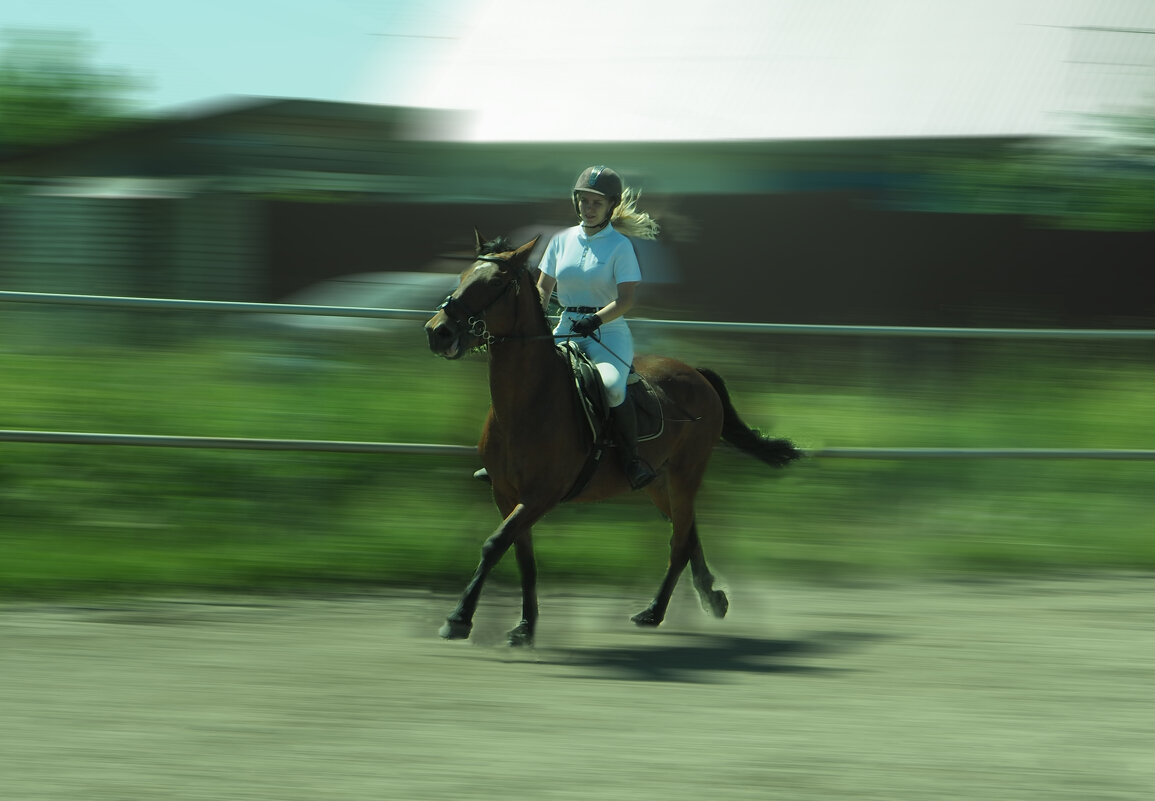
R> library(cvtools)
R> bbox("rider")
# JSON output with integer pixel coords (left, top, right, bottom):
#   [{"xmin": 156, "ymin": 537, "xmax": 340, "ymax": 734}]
[{"xmin": 535, "ymin": 165, "xmax": 660, "ymax": 489}]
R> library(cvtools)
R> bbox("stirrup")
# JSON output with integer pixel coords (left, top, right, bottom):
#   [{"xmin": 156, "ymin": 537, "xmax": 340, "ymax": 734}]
[
  {"xmin": 473, "ymin": 468, "xmax": 491, "ymax": 483},
  {"xmin": 625, "ymin": 459, "xmax": 657, "ymax": 490}
]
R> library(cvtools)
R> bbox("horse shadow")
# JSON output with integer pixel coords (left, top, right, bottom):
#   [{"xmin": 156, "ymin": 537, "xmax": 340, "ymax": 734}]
[{"xmin": 517, "ymin": 630, "xmax": 884, "ymax": 684}]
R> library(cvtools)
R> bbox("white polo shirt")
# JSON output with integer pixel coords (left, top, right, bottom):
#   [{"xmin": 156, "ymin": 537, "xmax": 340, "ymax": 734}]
[{"xmin": 538, "ymin": 222, "xmax": 642, "ymax": 309}]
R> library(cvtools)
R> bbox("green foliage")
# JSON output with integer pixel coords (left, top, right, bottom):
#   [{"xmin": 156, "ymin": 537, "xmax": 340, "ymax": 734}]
[
  {"xmin": 1, "ymin": 329, "xmax": 1154, "ymax": 598},
  {"xmin": 897, "ymin": 105, "xmax": 1155, "ymax": 231},
  {"xmin": 0, "ymin": 28, "xmax": 144, "ymax": 153}
]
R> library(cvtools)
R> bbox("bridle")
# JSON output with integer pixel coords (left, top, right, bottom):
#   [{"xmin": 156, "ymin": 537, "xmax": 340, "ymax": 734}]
[
  {"xmin": 435, "ymin": 256, "xmax": 523, "ymax": 350},
  {"xmin": 435, "ymin": 252, "xmax": 618, "ymax": 355}
]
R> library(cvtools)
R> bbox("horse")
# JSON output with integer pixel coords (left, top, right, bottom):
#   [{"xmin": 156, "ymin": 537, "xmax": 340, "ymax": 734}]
[{"xmin": 424, "ymin": 231, "xmax": 800, "ymax": 646}]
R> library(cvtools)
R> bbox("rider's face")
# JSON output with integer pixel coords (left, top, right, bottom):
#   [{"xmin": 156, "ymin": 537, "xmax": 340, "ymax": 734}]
[{"xmin": 576, "ymin": 191, "xmax": 612, "ymax": 227}]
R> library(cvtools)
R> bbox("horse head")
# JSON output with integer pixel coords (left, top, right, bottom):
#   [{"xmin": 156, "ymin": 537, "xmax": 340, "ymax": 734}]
[{"xmin": 425, "ymin": 230, "xmax": 541, "ymax": 359}]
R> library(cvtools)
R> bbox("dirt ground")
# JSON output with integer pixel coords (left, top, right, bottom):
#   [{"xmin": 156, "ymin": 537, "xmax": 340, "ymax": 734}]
[{"xmin": 2, "ymin": 576, "xmax": 1154, "ymax": 801}]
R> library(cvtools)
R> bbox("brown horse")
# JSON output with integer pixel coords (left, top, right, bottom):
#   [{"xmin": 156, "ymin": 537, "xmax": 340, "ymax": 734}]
[{"xmin": 424, "ymin": 232, "xmax": 800, "ymax": 646}]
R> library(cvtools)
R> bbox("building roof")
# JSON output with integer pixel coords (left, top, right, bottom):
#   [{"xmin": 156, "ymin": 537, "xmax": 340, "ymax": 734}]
[{"xmin": 0, "ymin": 97, "xmax": 1042, "ymax": 204}]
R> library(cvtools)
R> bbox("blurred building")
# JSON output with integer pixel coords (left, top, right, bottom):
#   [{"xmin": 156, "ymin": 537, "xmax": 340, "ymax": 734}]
[{"xmin": 1, "ymin": 97, "xmax": 1152, "ymax": 331}]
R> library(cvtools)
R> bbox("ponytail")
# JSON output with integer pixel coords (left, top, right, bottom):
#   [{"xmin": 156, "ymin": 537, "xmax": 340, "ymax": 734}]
[{"xmin": 611, "ymin": 187, "xmax": 660, "ymax": 240}]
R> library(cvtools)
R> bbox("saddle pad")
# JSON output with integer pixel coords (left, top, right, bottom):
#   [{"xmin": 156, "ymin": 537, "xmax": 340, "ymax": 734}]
[{"xmin": 629, "ymin": 378, "xmax": 665, "ymax": 443}]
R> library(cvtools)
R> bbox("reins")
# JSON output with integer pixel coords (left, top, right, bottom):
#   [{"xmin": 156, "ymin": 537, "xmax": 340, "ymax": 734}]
[
  {"xmin": 439, "ymin": 255, "xmax": 576, "ymax": 353},
  {"xmin": 440, "ymin": 250, "xmax": 702, "ymax": 423},
  {"xmin": 439, "ymin": 257, "xmax": 629, "ymax": 358},
  {"xmin": 438, "ymin": 257, "xmax": 662, "ymax": 392}
]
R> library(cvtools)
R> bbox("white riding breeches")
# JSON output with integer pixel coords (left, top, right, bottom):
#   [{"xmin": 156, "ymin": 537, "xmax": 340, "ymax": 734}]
[{"xmin": 556, "ymin": 313, "xmax": 634, "ymax": 407}]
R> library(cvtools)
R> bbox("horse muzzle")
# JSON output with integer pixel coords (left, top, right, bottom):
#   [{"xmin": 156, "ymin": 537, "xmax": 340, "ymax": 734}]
[{"xmin": 425, "ymin": 315, "xmax": 468, "ymax": 360}]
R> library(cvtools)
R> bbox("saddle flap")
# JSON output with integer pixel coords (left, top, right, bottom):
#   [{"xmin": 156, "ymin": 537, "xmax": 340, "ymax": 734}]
[
  {"xmin": 560, "ymin": 341, "xmax": 663, "ymax": 444},
  {"xmin": 561, "ymin": 341, "xmax": 610, "ymax": 440}
]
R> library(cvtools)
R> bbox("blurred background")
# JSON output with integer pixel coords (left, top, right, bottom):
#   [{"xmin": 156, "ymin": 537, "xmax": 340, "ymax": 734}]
[{"xmin": 1, "ymin": 1, "xmax": 1153, "ymax": 595}]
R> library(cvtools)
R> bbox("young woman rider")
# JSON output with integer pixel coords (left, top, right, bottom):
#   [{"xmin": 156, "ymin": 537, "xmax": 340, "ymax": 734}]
[{"xmin": 535, "ymin": 165, "xmax": 661, "ymax": 489}]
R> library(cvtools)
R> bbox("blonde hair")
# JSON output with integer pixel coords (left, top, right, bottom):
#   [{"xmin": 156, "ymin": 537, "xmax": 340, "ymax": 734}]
[{"xmin": 611, "ymin": 187, "xmax": 660, "ymax": 240}]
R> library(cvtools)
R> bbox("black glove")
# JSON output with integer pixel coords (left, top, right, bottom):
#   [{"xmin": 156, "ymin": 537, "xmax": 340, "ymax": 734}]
[{"xmin": 570, "ymin": 313, "xmax": 602, "ymax": 337}]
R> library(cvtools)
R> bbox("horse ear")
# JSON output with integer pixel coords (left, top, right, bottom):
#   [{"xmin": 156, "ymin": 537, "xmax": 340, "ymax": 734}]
[
  {"xmin": 511, "ymin": 236, "xmax": 540, "ymax": 263},
  {"xmin": 473, "ymin": 228, "xmax": 487, "ymax": 253}
]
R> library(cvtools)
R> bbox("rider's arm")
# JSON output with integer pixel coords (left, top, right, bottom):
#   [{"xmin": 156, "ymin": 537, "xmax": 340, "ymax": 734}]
[
  {"xmin": 536, "ymin": 273, "xmax": 557, "ymax": 313},
  {"xmin": 594, "ymin": 281, "xmax": 639, "ymax": 325}
]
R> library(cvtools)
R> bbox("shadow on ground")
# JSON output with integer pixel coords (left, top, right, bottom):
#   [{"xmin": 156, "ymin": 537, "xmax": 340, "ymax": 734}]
[{"xmin": 517, "ymin": 631, "xmax": 883, "ymax": 683}]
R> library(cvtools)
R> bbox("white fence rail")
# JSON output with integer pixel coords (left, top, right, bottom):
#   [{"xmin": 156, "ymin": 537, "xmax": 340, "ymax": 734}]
[
  {"xmin": 3, "ymin": 290, "xmax": 1155, "ymax": 339},
  {"xmin": 3, "ymin": 290, "xmax": 1153, "ymax": 460},
  {"xmin": 1, "ymin": 430, "xmax": 1154, "ymax": 460}
]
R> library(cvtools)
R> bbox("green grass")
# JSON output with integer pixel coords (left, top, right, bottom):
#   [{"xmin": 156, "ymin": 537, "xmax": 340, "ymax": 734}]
[{"xmin": 2, "ymin": 322, "xmax": 1153, "ymax": 598}]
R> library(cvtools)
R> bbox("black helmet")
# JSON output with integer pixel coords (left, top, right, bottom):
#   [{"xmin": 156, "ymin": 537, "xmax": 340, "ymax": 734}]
[{"xmin": 572, "ymin": 165, "xmax": 623, "ymax": 218}]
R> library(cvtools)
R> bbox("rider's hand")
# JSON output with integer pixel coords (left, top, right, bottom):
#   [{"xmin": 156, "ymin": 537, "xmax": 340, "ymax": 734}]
[{"xmin": 570, "ymin": 313, "xmax": 602, "ymax": 337}]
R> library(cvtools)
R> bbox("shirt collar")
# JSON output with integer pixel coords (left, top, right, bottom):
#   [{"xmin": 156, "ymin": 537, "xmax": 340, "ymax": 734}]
[{"xmin": 578, "ymin": 221, "xmax": 615, "ymax": 241}]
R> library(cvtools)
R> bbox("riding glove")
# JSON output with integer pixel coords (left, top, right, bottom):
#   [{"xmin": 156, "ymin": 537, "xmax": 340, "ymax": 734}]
[{"xmin": 571, "ymin": 313, "xmax": 602, "ymax": 337}]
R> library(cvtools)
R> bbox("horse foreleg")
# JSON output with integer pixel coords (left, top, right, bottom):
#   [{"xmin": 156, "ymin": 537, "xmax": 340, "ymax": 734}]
[
  {"xmin": 440, "ymin": 503, "xmax": 541, "ymax": 642},
  {"xmin": 439, "ymin": 526, "xmax": 512, "ymax": 640},
  {"xmin": 506, "ymin": 531, "xmax": 538, "ymax": 647}
]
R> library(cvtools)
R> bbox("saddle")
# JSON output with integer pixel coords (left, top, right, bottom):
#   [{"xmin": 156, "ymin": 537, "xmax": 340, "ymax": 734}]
[
  {"xmin": 559, "ymin": 342, "xmax": 664, "ymax": 500},
  {"xmin": 561, "ymin": 341, "xmax": 664, "ymax": 445}
]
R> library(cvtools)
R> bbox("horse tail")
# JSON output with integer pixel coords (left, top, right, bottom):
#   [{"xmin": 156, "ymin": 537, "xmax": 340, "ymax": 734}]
[{"xmin": 696, "ymin": 367, "xmax": 802, "ymax": 468}]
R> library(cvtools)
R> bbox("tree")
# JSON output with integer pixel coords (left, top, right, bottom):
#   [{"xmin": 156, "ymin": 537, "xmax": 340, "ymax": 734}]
[{"xmin": 0, "ymin": 28, "xmax": 144, "ymax": 155}]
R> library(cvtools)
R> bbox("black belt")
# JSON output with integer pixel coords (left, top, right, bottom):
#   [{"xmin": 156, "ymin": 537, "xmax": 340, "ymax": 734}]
[{"xmin": 564, "ymin": 306, "xmax": 600, "ymax": 314}]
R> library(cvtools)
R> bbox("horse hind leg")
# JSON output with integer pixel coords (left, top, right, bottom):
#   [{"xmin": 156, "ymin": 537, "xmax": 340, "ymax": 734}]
[
  {"xmin": 633, "ymin": 470, "xmax": 728, "ymax": 627},
  {"xmin": 634, "ymin": 517, "xmax": 729, "ymax": 625},
  {"xmin": 632, "ymin": 473, "xmax": 711, "ymax": 627},
  {"xmin": 689, "ymin": 537, "xmax": 729, "ymax": 619}
]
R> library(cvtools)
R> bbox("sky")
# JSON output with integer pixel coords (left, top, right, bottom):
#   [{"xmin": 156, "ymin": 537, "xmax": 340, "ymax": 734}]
[{"xmin": 3, "ymin": 0, "xmax": 1153, "ymax": 141}]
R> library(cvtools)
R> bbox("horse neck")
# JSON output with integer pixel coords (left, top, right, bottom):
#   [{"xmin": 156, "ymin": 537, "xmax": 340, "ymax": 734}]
[{"xmin": 486, "ymin": 276, "xmax": 568, "ymax": 416}]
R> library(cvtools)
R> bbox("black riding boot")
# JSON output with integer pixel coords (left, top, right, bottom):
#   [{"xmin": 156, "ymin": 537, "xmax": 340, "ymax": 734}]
[{"xmin": 612, "ymin": 401, "xmax": 656, "ymax": 490}]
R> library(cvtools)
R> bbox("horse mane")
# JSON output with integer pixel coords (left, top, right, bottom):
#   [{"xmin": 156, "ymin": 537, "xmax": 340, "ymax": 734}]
[
  {"xmin": 474, "ymin": 232, "xmax": 552, "ymax": 336},
  {"xmin": 478, "ymin": 236, "xmax": 515, "ymax": 257}
]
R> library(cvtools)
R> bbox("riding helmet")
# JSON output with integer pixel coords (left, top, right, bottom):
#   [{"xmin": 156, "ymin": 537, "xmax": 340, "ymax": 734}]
[{"xmin": 572, "ymin": 165, "xmax": 623, "ymax": 217}]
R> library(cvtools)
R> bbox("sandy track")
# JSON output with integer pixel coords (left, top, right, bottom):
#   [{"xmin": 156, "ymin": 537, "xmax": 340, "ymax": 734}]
[{"xmin": 3, "ymin": 577, "xmax": 1154, "ymax": 800}]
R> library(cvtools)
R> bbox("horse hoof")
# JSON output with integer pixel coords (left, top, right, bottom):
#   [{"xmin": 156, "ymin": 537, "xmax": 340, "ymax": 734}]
[
  {"xmin": 507, "ymin": 622, "xmax": 535, "ymax": 648},
  {"xmin": 439, "ymin": 619, "xmax": 473, "ymax": 640},
  {"xmin": 703, "ymin": 589, "xmax": 729, "ymax": 619},
  {"xmin": 631, "ymin": 608, "xmax": 662, "ymax": 628}
]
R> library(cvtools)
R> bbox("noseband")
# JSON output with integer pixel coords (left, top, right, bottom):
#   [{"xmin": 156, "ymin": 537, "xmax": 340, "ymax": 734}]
[{"xmin": 436, "ymin": 256, "xmax": 522, "ymax": 349}]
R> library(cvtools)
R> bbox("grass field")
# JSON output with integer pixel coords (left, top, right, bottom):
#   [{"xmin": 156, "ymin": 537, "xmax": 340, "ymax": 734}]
[{"xmin": 2, "ymin": 312, "xmax": 1153, "ymax": 598}]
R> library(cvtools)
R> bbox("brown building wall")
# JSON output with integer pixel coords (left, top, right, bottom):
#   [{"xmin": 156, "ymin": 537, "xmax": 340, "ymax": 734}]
[{"xmin": 258, "ymin": 193, "xmax": 1154, "ymax": 329}]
